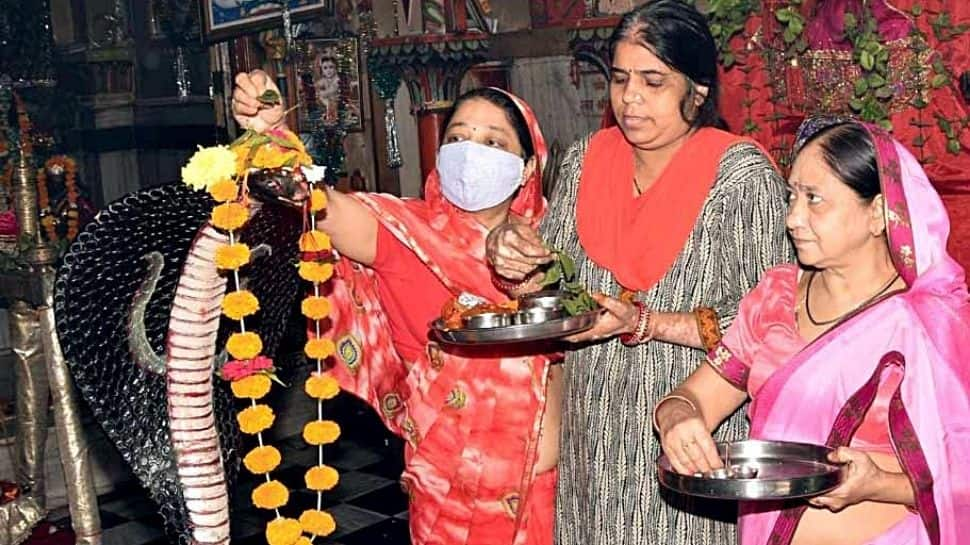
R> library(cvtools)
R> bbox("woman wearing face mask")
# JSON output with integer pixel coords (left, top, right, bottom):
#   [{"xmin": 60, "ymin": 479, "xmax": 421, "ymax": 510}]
[
  {"xmin": 486, "ymin": 2, "xmax": 793, "ymax": 544},
  {"xmin": 232, "ymin": 71, "xmax": 559, "ymax": 545}
]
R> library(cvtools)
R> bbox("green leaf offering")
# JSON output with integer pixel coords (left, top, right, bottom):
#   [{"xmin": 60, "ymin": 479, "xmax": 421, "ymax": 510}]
[
  {"xmin": 537, "ymin": 249, "xmax": 597, "ymax": 316},
  {"xmin": 257, "ymin": 89, "xmax": 282, "ymax": 107}
]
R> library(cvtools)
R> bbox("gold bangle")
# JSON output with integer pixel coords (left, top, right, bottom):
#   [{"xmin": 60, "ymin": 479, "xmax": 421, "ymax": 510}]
[{"xmin": 652, "ymin": 393, "xmax": 698, "ymax": 433}]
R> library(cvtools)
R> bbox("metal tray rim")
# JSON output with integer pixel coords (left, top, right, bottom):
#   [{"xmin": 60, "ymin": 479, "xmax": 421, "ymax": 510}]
[{"xmin": 431, "ymin": 308, "xmax": 603, "ymax": 345}]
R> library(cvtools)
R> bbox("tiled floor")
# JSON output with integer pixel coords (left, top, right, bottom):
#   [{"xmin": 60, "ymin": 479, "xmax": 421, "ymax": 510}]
[{"xmin": 42, "ymin": 396, "xmax": 411, "ymax": 545}]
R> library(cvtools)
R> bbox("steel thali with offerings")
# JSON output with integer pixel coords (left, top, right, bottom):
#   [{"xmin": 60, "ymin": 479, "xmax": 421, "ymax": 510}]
[
  {"xmin": 431, "ymin": 290, "xmax": 602, "ymax": 345},
  {"xmin": 657, "ymin": 440, "xmax": 847, "ymax": 500}
]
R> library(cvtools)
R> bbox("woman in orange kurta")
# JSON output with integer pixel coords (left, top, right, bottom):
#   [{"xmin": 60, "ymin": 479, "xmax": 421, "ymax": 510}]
[{"xmin": 232, "ymin": 71, "xmax": 557, "ymax": 545}]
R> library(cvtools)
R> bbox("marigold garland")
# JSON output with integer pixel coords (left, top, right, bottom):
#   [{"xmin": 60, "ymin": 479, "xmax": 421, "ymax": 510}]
[
  {"xmin": 237, "ymin": 404, "xmax": 275, "ymax": 434},
  {"xmin": 299, "ymin": 230, "xmax": 332, "ymax": 252},
  {"xmin": 231, "ymin": 374, "xmax": 272, "ymax": 399},
  {"xmin": 182, "ymin": 119, "xmax": 338, "ymax": 542},
  {"xmin": 221, "ymin": 289, "xmax": 259, "ymax": 320},
  {"xmin": 297, "ymin": 261, "xmax": 334, "ymax": 283},
  {"xmin": 304, "ymin": 465, "xmax": 340, "ymax": 491},
  {"xmin": 304, "ymin": 373, "xmax": 340, "ymax": 400},
  {"xmin": 299, "ymin": 509, "xmax": 336, "ymax": 537},
  {"xmin": 226, "ymin": 331, "xmax": 263, "ymax": 360},
  {"xmin": 215, "ymin": 242, "xmax": 251, "ymax": 270},
  {"xmin": 304, "ymin": 338, "xmax": 336, "ymax": 360},
  {"xmin": 208, "ymin": 178, "xmax": 238, "ymax": 202},
  {"xmin": 252, "ymin": 480, "xmax": 290, "ymax": 509},
  {"xmin": 243, "ymin": 445, "xmax": 282, "ymax": 474},
  {"xmin": 303, "ymin": 420, "xmax": 341, "ymax": 446},
  {"xmin": 265, "ymin": 517, "xmax": 302, "ymax": 545},
  {"xmin": 300, "ymin": 296, "xmax": 331, "ymax": 320},
  {"xmin": 211, "ymin": 202, "xmax": 250, "ymax": 231}
]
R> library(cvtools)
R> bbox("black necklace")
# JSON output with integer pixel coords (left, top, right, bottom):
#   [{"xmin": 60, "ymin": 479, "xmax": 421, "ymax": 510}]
[{"xmin": 804, "ymin": 270, "xmax": 900, "ymax": 326}]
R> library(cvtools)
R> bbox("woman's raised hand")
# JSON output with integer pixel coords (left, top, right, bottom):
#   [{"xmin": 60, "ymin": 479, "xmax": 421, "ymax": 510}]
[
  {"xmin": 486, "ymin": 221, "xmax": 554, "ymax": 280},
  {"xmin": 656, "ymin": 397, "xmax": 723, "ymax": 475},
  {"xmin": 232, "ymin": 70, "xmax": 286, "ymax": 134}
]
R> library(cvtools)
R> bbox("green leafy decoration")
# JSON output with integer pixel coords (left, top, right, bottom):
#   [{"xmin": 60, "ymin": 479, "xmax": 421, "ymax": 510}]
[
  {"xmin": 257, "ymin": 89, "xmax": 282, "ymax": 107},
  {"xmin": 538, "ymin": 250, "xmax": 597, "ymax": 316}
]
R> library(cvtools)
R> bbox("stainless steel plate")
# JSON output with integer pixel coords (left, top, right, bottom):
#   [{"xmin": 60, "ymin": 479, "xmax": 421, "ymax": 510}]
[
  {"xmin": 657, "ymin": 440, "xmax": 846, "ymax": 500},
  {"xmin": 432, "ymin": 309, "xmax": 602, "ymax": 345}
]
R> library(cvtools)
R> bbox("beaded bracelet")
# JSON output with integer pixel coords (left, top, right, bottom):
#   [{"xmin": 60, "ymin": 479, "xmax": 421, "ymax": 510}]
[
  {"xmin": 620, "ymin": 301, "xmax": 652, "ymax": 346},
  {"xmin": 492, "ymin": 271, "xmax": 527, "ymax": 294}
]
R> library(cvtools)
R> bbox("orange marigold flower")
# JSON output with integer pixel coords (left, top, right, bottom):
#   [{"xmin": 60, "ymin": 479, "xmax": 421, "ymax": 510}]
[
  {"xmin": 233, "ymin": 145, "xmax": 249, "ymax": 173},
  {"xmin": 237, "ymin": 404, "xmax": 275, "ymax": 434},
  {"xmin": 309, "ymin": 188, "xmax": 328, "ymax": 213},
  {"xmin": 208, "ymin": 179, "xmax": 238, "ymax": 202},
  {"xmin": 305, "ymin": 373, "xmax": 340, "ymax": 400},
  {"xmin": 265, "ymin": 517, "xmax": 301, "ymax": 545},
  {"xmin": 243, "ymin": 445, "xmax": 281, "ymax": 474},
  {"xmin": 305, "ymin": 464, "xmax": 340, "ymax": 491},
  {"xmin": 231, "ymin": 374, "xmax": 272, "ymax": 400},
  {"xmin": 294, "ymin": 537, "xmax": 312, "ymax": 545},
  {"xmin": 299, "ymin": 230, "xmax": 331, "ymax": 252},
  {"xmin": 303, "ymin": 419, "xmax": 340, "ymax": 446},
  {"xmin": 252, "ymin": 480, "xmax": 289, "ymax": 509},
  {"xmin": 211, "ymin": 202, "xmax": 249, "ymax": 231},
  {"xmin": 297, "ymin": 261, "xmax": 333, "ymax": 283},
  {"xmin": 251, "ymin": 145, "xmax": 291, "ymax": 170},
  {"xmin": 304, "ymin": 338, "xmax": 335, "ymax": 360},
  {"xmin": 215, "ymin": 242, "xmax": 250, "ymax": 270},
  {"xmin": 226, "ymin": 331, "xmax": 263, "ymax": 360},
  {"xmin": 222, "ymin": 289, "xmax": 259, "ymax": 320},
  {"xmin": 299, "ymin": 509, "xmax": 336, "ymax": 537},
  {"xmin": 301, "ymin": 296, "xmax": 331, "ymax": 320}
]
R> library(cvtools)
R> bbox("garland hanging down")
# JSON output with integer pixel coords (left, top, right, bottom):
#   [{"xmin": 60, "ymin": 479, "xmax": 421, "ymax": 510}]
[{"xmin": 180, "ymin": 89, "xmax": 341, "ymax": 545}]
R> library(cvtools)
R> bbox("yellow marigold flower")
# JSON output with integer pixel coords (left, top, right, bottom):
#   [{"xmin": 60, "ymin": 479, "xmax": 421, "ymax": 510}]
[
  {"xmin": 231, "ymin": 374, "xmax": 271, "ymax": 400},
  {"xmin": 265, "ymin": 517, "xmax": 301, "ymax": 545},
  {"xmin": 237, "ymin": 404, "xmax": 275, "ymax": 434},
  {"xmin": 226, "ymin": 331, "xmax": 263, "ymax": 360},
  {"xmin": 301, "ymin": 296, "xmax": 331, "ymax": 321},
  {"xmin": 309, "ymin": 188, "xmax": 328, "ymax": 213},
  {"xmin": 233, "ymin": 145, "xmax": 249, "ymax": 173},
  {"xmin": 294, "ymin": 537, "xmax": 312, "ymax": 545},
  {"xmin": 208, "ymin": 179, "xmax": 238, "ymax": 202},
  {"xmin": 215, "ymin": 243, "xmax": 251, "ymax": 270},
  {"xmin": 298, "ymin": 261, "xmax": 334, "ymax": 283},
  {"xmin": 303, "ymin": 420, "xmax": 340, "ymax": 446},
  {"xmin": 304, "ymin": 338, "xmax": 335, "ymax": 360},
  {"xmin": 253, "ymin": 480, "xmax": 289, "ymax": 509},
  {"xmin": 251, "ymin": 145, "xmax": 291, "ymax": 169},
  {"xmin": 299, "ymin": 509, "xmax": 336, "ymax": 537},
  {"xmin": 211, "ymin": 202, "xmax": 249, "ymax": 231},
  {"xmin": 222, "ymin": 289, "xmax": 259, "ymax": 320},
  {"xmin": 305, "ymin": 373, "xmax": 340, "ymax": 400},
  {"xmin": 243, "ymin": 445, "xmax": 281, "ymax": 474},
  {"xmin": 299, "ymin": 230, "xmax": 331, "ymax": 252},
  {"xmin": 182, "ymin": 145, "xmax": 237, "ymax": 191},
  {"xmin": 305, "ymin": 464, "xmax": 340, "ymax": 491}
]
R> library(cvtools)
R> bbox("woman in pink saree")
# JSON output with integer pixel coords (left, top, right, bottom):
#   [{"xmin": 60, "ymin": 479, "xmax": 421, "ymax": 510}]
[{"xmin": 654, "ymin": 116, "xmax": 970, "ymax": 545}]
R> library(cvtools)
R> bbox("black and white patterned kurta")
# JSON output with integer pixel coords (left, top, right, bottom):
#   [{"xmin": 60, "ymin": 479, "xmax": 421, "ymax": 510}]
[{"xmin": 541, "ymin": 137, "xmax": 794, "ymax": 545}]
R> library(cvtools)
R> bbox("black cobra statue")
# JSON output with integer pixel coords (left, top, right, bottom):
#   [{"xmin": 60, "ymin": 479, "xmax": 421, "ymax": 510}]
[{"xmin": 54, "ymin": 175, "xmax": 306, "ymax": 545}]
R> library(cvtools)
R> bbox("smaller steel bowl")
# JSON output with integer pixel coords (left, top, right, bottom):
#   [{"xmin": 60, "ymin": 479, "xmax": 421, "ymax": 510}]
[
  {"xmin": 514, "ymin": 307, "xmax": 564, "ymax": 325},
  {"xmin": 519, "ymin": 291, "xmax": 563, "ymax": 310},
  {"xmin": 694, "ymin": 464, "xmax": 759, "ymax": 480},
  {"xmin": 463, "ymin": 312, "xmax": 512, "ymax": 329}
]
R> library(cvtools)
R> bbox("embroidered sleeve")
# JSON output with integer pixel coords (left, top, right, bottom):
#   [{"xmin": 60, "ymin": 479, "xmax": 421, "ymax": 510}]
[{"xmin": 705, "ymin": 342, "xmax": 750, "ymax": 391}]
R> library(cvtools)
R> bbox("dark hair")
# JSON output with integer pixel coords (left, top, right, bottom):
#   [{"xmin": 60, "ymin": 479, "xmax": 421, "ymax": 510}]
[
  {"xmin": 608, "ymin": 0, "xmax": 725, "ymax": 129},
  {"xmin": 799, "ymin": 123, "xmax": 881, "ymax": 201},
  {"xmin": 440, "ymin": 88, "xmax": 534, "ymax": 159}
]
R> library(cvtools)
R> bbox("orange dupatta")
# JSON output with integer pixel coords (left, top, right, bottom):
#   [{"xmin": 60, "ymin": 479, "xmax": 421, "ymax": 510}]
[{"xmin": 576, "ymin": 126, "xmax": 761, "ymax": 292}]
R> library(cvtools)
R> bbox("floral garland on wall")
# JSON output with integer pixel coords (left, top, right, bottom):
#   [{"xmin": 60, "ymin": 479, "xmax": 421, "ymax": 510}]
[{"xmin": 179, "ymin": 89, "xmax": 342, "ymax": 545}]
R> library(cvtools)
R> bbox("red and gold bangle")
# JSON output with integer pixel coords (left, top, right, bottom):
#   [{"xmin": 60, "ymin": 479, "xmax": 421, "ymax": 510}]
[
  {"xmin": 620, "ymin": 301, "xmax": 652, "ymax": 346},
  {"xmin": 694, "ymin": 307, "xmax": 722, "ymax": 352}
]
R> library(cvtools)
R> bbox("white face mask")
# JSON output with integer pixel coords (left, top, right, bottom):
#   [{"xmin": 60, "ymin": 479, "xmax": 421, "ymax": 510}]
[{"xmin": 436, "ymin": 141, "xmax": 525, "ymax": 212}]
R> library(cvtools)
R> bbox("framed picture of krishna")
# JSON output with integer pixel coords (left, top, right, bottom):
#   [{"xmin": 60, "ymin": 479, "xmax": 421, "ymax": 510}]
[
  {"xmin": 201, "ymin": 0, "xmax": 333, "ymax": 43},
  {"xmin": 295, "ymin": 36, "xmax": 364, "ymax": 133}
]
